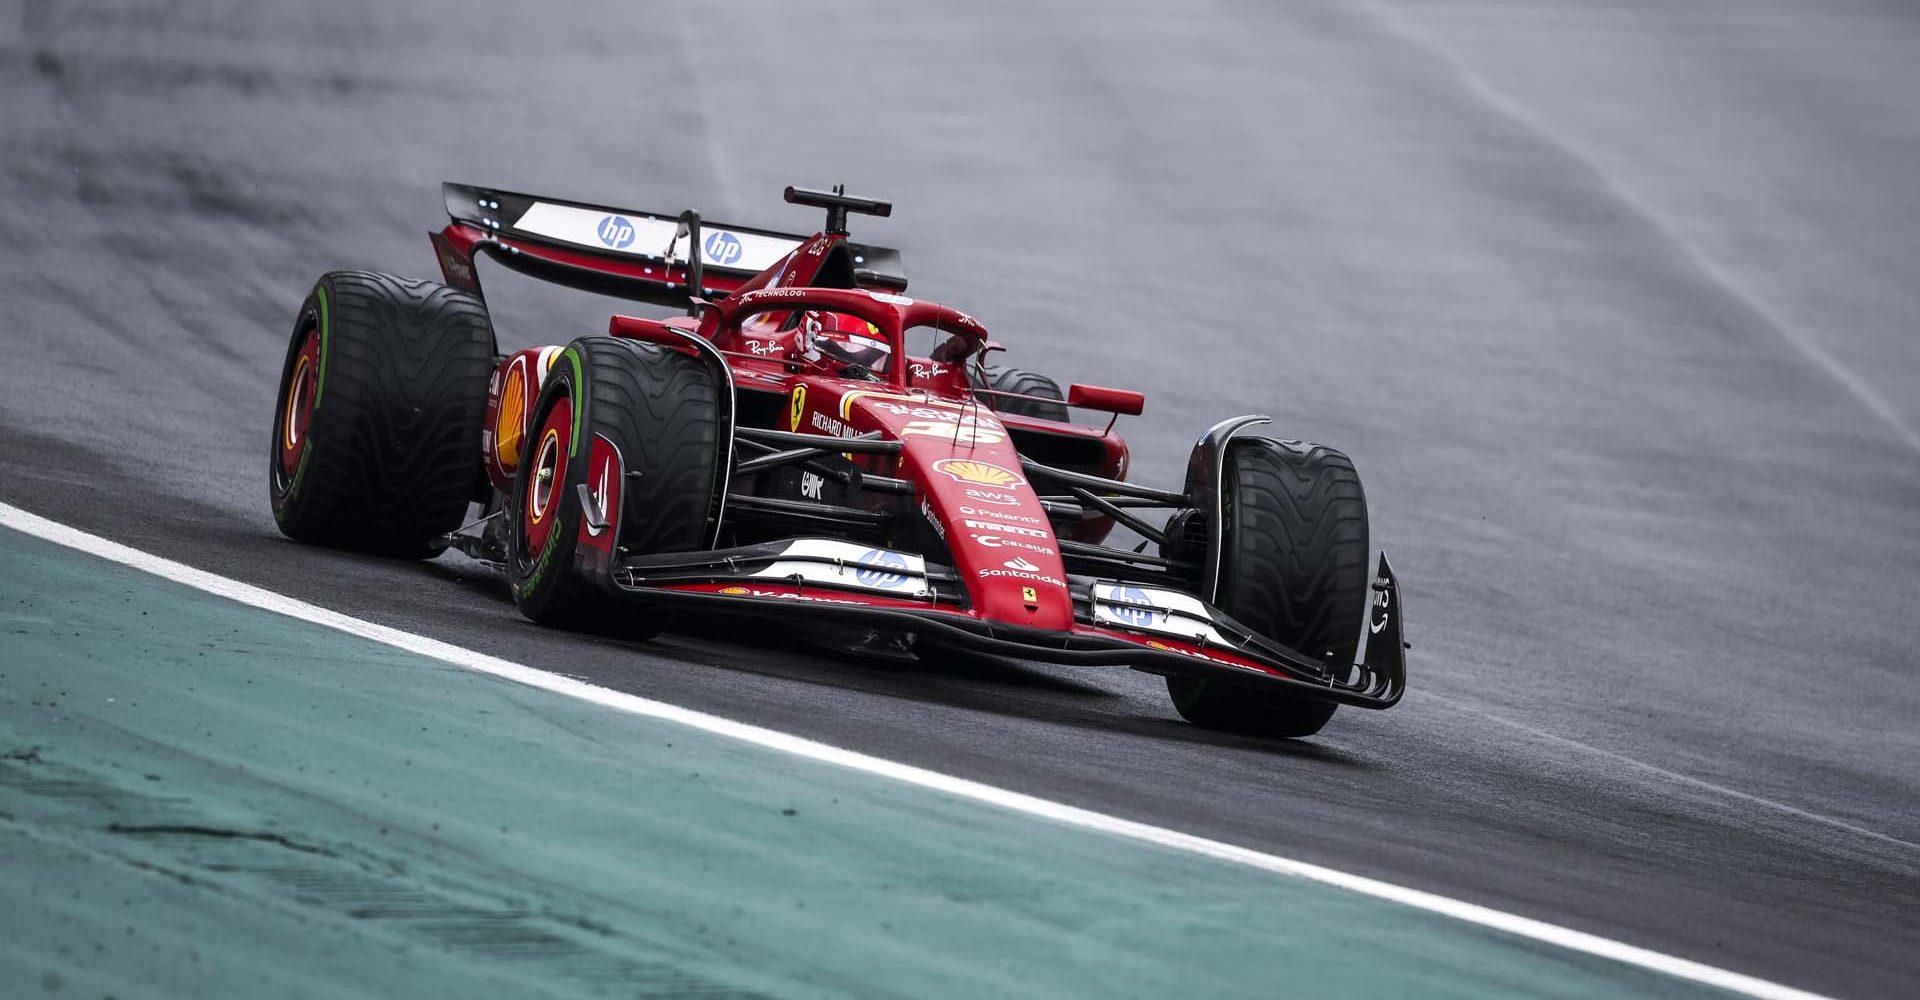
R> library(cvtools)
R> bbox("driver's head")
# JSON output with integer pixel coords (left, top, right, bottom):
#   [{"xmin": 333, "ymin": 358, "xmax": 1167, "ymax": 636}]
[{"xmin": 805, "ymin": 311, "xmax": 891, "ymax": 374}]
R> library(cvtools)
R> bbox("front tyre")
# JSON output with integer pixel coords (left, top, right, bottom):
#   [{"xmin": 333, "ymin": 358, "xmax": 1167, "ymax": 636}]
[
  {"xmin": 505, "ymin": 336, "xmax": 723, "ymax": 634},
  {"xmin": 1167, "ymin": 438, "xmax": 1370, "ymax": 738},
  {"xmin": 970, "ymin": 365, "xmax": 1069, "ymax": 422},
  {"xmin": 269, "ymin": 271, "xmax": 496, "ymax": 557}
]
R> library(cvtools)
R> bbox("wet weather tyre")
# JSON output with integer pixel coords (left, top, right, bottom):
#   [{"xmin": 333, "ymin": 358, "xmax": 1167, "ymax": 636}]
[
  {"xmin": 269, "ymin": 271, "xmax": 496, "ymax": 558},
  {"xmin": 505, "ymin": 337, "xmax": 723, "ymax": 635},
  {"xmin": 1167, "ymin": 439, "xmax": 1370, "ymax": 738},
  {"xmin": 971, "ymin": 365, "xmax": 1069, "ymax": 422}
]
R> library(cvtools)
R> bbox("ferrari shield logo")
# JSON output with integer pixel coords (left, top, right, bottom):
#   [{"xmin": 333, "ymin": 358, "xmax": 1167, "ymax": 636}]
[{"xmin": 789, "ymin": 384, "xmax": 806, "ymax": 431}]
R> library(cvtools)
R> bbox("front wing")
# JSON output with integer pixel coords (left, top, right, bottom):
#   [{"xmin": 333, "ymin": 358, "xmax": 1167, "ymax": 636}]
[{"xmin": 605, "ymin": 538, "xmax": 1405, "ymax": 709}]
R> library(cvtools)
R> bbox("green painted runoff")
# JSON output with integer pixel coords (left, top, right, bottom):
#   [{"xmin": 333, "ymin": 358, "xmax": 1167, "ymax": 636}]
[{"xmin": 0, "ymin": 526, "xmax": 1740, "ymax": 999}]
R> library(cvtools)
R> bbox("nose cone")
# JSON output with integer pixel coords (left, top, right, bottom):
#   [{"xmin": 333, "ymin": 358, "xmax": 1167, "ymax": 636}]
[{"xmin": 843, "ymin": 393, "xmax": 1073, "ymax": 630}]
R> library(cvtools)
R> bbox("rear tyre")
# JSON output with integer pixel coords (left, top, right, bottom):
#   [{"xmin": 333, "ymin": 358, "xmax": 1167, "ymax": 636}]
[
  {"xmin": 970, "ymin": 365, "xmax": 1069, "ymax": 422},
  {"xmin": 505, "ymin": 337, "xmax": 722, "ymax": 635},
  {"xmin": 269, "ymin": 271, "xmax": 496, "ymax": 557},
  {"xmin": 1167, "ymin": 438, "xmax": 1370, "ymax": 738}
]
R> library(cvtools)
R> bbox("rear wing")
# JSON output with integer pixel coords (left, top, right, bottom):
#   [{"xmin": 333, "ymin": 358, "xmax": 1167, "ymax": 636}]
[{"xmin": 429, "ymin": 182, "xmax": 907, "ymax": 309}]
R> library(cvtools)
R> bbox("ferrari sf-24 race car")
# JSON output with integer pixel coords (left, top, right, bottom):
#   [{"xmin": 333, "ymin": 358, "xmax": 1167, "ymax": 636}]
[{"xmin": 269, "ymin": 183, "xmax": 1404, "ymax": 737}]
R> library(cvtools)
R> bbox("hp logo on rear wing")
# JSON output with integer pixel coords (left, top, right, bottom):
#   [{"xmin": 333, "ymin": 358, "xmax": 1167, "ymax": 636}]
[
  {"xmin": 703, "ymin": 231, "xmax": 744, "ymax": 266},
  {"xmin": 596, "ymin": 215, "xmax": 636, "ymax": 249}
]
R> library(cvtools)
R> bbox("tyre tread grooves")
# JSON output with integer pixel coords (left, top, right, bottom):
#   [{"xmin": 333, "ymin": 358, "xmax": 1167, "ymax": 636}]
[{"xmin": 270, "ymin": 270, "xmax": 495, "ymax": 557}]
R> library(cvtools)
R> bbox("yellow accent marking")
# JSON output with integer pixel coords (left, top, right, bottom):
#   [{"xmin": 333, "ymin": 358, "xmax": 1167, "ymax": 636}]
[
  {"xmin": 529, "ymin": 428, "xmax": 561, "ymax": 524},
  {"xmin": 496, "ymin": 361, "xmax": 528, "ymax": 470},
  {"xmin": 283, "ymin": 355, "xmax": 312, "ymax": 450}
]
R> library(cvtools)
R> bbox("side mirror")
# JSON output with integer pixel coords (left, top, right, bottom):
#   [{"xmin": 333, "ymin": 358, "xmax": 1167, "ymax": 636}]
[{"xmin": 1067, "ymin": 383, "xmax": 1145, "ymax": 416}]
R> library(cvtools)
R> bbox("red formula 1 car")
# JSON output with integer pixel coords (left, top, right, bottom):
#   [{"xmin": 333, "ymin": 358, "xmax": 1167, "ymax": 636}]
[{"xmin": 269, "ymin": 183, "xmax": 1404, "ymax": 737}]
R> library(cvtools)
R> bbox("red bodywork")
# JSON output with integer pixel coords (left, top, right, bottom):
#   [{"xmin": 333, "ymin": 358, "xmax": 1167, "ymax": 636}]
[
  {"xmin": 469, "ymin": 223, "xmax": 1143, "ymax": 634},
  {"xmin": 439, "ymin": 191, "xmax": 1401, "ymax": 705}
]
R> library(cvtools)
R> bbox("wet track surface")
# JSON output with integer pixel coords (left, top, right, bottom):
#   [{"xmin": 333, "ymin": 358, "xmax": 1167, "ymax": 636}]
[{"xmin": 3, "ymin": 0, "xmax": 1918, "ymax": 996}]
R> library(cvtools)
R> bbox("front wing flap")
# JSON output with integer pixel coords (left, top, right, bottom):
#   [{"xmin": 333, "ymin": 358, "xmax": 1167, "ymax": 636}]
[{"xmin": 604, "ymin": 538, "xmax": 1405, "ymax": 709}]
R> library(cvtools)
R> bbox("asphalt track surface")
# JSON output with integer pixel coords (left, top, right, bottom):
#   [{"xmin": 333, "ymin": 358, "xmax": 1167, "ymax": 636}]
[{"xmin": 2, "ymin": 1, "xmax": 1916, "ymax": 997}]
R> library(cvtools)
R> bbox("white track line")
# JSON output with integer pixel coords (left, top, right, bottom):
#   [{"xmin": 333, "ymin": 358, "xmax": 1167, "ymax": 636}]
[
  {"xmin": 0, "ymin": 502, "xmax": 1836, "ymax": 1000},
  {"xmin": 1357, "ymin": 0, "xmax": 1920, "ymax": 459},
  {"xmin": 1429, "ymin": 692, "xmax": 1920, "ymax": 856}
]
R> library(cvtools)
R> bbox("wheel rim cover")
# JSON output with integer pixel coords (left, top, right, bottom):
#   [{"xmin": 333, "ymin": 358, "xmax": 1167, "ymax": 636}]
[
  {"xmin": 523, "ymin": 396, "xmax": 573, "ymax": 557},
  {"xmin": 278, "ymin": 328, "xmax": 320, "ymax": 479}
]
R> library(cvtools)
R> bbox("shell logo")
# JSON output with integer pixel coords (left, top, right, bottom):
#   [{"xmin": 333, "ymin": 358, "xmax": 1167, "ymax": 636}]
[
  {"xmin": 719, "ymin": 586, "xmax": 750, "ymax": 596},
  {"xmin": 932, "ymin": 459, "xmax": 1025, "ymax": 489},
  {"xmin": 496, "ymin": 360, "xmax": 528, "ymax": 468}
]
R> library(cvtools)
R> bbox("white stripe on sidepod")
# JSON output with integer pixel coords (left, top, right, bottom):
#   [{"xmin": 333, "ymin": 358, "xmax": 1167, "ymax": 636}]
[{"xmin": 0, "ymin": 501, "xmax": 1839, "ymax": 1000}]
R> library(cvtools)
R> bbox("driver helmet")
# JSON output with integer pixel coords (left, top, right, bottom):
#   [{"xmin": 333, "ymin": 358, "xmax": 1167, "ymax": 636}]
[{"xmin": 805, "ymin": 311, "xmax": 891, "ymax": 373}]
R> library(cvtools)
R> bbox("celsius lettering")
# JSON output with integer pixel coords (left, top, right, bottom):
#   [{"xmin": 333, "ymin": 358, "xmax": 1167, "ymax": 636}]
[{"xmin": 971, "ymin": 534, "xmax": 1055, "ymax": 555}]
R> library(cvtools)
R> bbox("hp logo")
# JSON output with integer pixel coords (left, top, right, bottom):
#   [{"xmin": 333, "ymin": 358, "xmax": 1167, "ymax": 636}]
[
  {"xmin": 1107, "ymin": 586, "xmax": 1157, "ymax": 628},
  {"xmin": 854, "ymin": 549, "xmax": 910, "ymax": 589},
  {"xmin": 703, "ymin": 231, "xmax": 744, "ymax": 266},
  {"xmin": 596, "ymin": 215, "xmax": 636, "ymax": 249}
]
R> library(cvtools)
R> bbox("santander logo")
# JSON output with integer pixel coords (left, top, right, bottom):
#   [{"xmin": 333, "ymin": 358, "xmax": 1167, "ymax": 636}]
[{"xmin": 1002, "ymin": 557, "xmax": 1039, "ymax": 571}]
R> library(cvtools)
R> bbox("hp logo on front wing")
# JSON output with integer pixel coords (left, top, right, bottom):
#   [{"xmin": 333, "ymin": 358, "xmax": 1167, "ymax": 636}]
[{"xmin": 854, "ymin": 550, "xmax": 909, "ymax": 589}]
